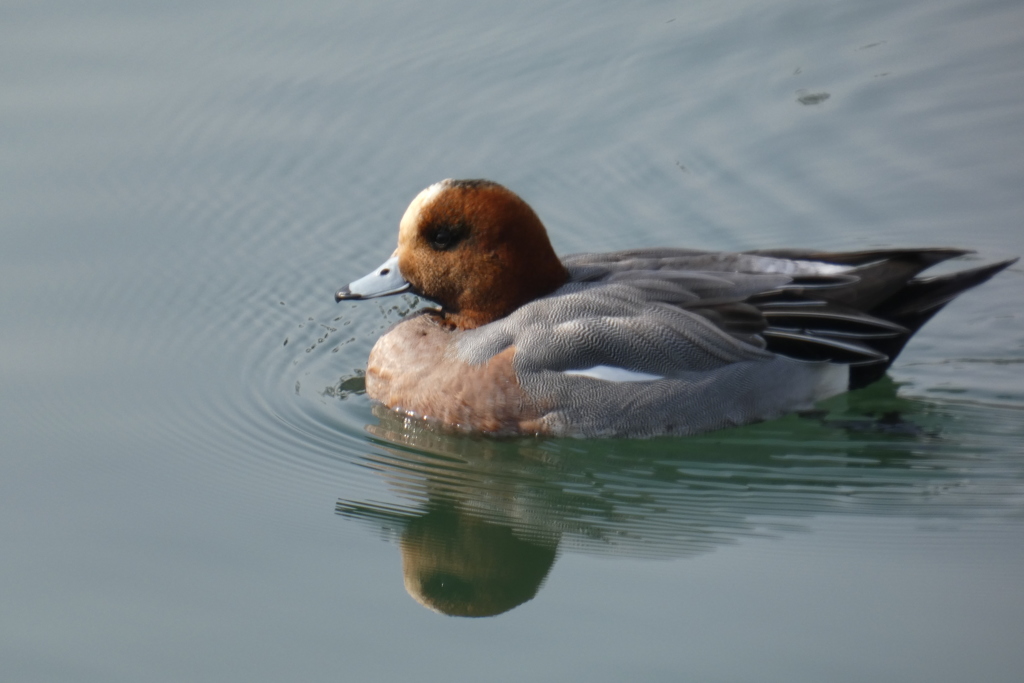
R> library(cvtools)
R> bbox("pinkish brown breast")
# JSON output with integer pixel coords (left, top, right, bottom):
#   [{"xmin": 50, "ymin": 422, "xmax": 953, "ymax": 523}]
[{"xmin": 365, "ymin": 313, "xmax": 547, "ymax": 434}]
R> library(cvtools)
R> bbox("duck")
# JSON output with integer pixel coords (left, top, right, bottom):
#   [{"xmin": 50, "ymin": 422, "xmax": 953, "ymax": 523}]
[{"xmin": 336, "ymin": 179, "xmax": 1015, "ymax": 438}]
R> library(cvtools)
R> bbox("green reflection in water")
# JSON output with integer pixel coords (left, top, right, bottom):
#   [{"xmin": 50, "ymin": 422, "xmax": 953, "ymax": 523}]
[{"xmin": 337, "ymin": 378, "xmax": 1022, "ymax": 616}]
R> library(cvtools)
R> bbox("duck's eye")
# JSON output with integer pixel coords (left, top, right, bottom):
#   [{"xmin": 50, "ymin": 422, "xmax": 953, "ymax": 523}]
[{"xmin": 429, "ymin": 225, "xmax": 462, "ymax": 251}]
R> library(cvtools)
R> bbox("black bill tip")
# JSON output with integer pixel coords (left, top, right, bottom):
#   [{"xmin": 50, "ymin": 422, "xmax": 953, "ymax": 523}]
[{"xmin": 335, "ymin": 286, "xmax": 359, "ymax": 302}]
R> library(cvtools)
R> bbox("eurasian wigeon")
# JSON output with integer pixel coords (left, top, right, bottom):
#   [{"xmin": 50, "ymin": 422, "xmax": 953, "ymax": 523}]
[{"xmin": 336, "ymin": 179, "xmax": 1015, "ymax": 438}]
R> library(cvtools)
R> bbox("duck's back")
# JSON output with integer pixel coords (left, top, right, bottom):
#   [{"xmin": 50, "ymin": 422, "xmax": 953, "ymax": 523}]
[{"xmin": 445, "ymin": 247, "xmax": 1014, "ymax": 437}]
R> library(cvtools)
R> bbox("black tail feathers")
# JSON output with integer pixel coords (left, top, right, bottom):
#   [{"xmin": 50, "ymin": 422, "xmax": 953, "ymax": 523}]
[
  {"xmin": 847, "ymin": 257, "xmax": 1017, "ymax": 389},
  {"xmin": 752, "ymin": 250, "xmax": 1017, "ymax": 390}
]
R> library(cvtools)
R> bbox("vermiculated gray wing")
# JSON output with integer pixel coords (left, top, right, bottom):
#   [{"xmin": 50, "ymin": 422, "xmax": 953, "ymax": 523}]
[{"xmin": 454, "ymin": 281, "xmax": 775, "ymax": 377}]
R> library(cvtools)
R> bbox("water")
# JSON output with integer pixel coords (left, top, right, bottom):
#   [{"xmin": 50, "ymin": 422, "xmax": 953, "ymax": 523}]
[{"xmin": 2, "ymin": 0, "xmax": 1023, "ymax": 680}]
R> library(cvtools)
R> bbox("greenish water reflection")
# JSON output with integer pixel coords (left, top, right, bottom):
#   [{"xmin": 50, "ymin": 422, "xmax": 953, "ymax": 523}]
[{"xmin": 338, "ymin": 378, "xmax": 1017, "ymax": 616}]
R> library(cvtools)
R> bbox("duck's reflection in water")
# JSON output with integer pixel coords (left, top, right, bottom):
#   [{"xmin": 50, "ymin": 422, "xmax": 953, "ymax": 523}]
[
  {"xmin": 398, "ymin": 505, "xmax": 558, "ymax": 617},
  {"xmin": 337, "ymin": 378, "xmax": 1008, "ymax": 617}
]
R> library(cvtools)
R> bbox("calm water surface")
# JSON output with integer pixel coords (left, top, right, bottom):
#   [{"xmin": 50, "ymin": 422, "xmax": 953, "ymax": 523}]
[{"xmin": 2, "ymin": 0, "xmax": 1023, "ymax": 681}]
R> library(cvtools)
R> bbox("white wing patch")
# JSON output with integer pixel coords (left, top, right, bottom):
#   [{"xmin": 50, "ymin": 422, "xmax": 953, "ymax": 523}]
[
  {"xmin": 563, "ymin": 365, "xmax": 664, "ymax": 382},
  {"xmin": 746, "ymin": 255, "xmax": 854, "ymax": 276}
]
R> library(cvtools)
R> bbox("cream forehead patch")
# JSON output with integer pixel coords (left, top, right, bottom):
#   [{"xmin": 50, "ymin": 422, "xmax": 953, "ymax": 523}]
[
  {"xmin": 399, "ymin": 180, "xmax": 452, "ymax": 235},
  {"xmin": 417, "ymin": 179, "xmax": 450, "ymax": 206}
]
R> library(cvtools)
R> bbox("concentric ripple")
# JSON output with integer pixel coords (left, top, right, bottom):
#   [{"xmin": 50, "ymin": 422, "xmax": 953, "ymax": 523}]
[{"xmin": 47, "ymin": 0, "xmax": 1024, "ymax": 555}]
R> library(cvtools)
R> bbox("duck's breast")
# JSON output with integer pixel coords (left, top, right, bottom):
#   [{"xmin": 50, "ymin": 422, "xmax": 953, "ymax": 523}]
[{"xmin": 366, "ymin": 312, "xmax": 545, "ymax": 433}]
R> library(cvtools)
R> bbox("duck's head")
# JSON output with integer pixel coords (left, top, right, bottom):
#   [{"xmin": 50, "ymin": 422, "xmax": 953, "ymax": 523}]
[{"xmin": 336, "ymin": 179, "xmax": 569, "ymax": 329}]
